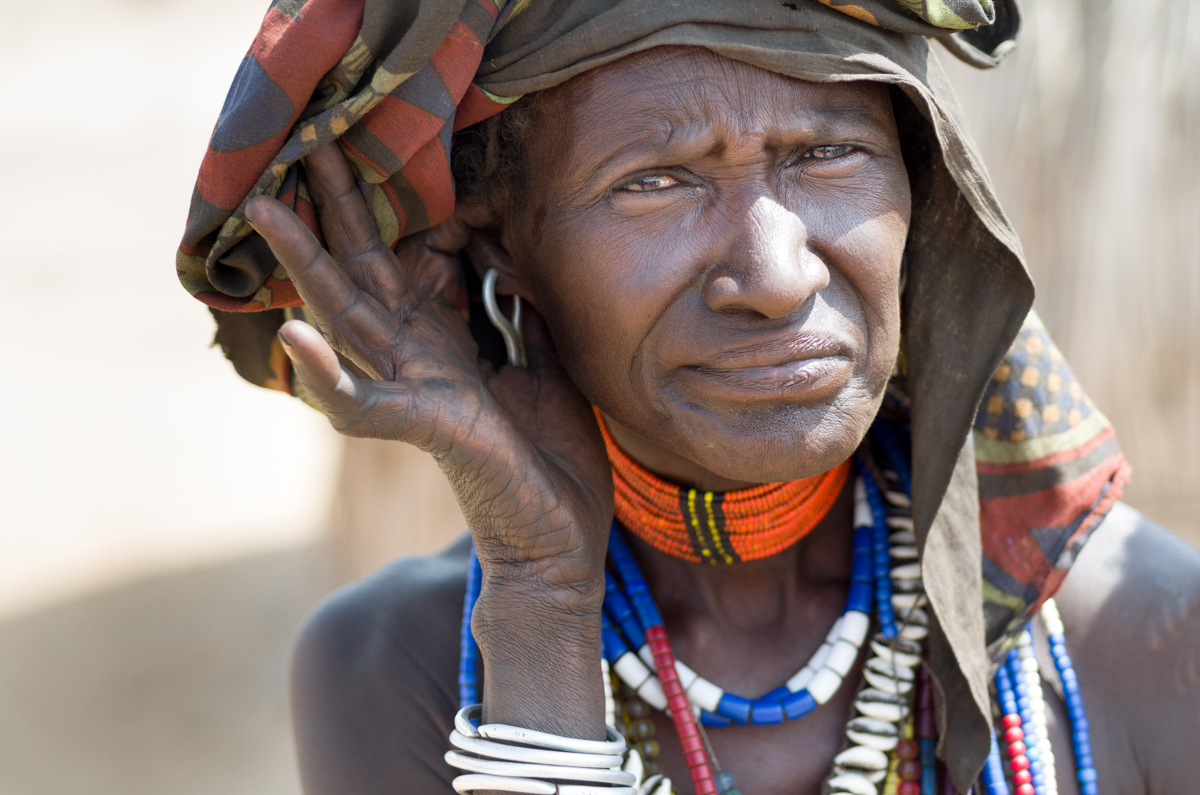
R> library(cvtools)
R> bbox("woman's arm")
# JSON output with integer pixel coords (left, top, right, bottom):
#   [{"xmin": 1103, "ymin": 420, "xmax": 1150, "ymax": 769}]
[
  {"xmin": 1053, "ymin": 502, "xmax": 1200, "ymax": 795},
  {"xmin": 248, "ymin": 142, "xmax": 614, "ymax": 770},
  {"xmin": 291, "ymin": 539, "xmax": 469, "ymax": 794}
]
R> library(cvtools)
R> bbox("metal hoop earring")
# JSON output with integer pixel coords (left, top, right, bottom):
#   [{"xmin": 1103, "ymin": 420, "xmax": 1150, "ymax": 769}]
[{"xmin": 482, "ymin": 267, "xmax": 527, "ymax": 368}]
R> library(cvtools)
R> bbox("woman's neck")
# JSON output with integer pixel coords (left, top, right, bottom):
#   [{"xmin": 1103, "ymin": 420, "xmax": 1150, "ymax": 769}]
[
  {"xmin": 627, "ymin": 483, "xmax": 855, "ymax": 631},
  {"xmin": 601, "ymin": 412, "xmax": 760, "ymax": 492},
  {"xmin": 600, "ymin": 409, "xmax": 856, "ymax": 676},
  {"xmin": 627, "ymin": 482, "xmax": 855, "ymax": 707}
]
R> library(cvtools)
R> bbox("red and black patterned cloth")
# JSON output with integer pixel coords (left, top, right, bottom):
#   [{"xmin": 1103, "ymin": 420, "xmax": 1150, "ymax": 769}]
[
  {"xmin": 178, "ymin": 0, "xmax": 511, "ymax": 314},
  {"xmin": 974, "ymin": 315, "xmax": 1130, "ymax": 645}
]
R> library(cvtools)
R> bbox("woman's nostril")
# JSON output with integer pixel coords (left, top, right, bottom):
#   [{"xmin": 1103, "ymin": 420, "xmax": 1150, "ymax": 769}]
[{"xmin": 702, "ymin": 251, "xmax": 827, "ymax": 319}]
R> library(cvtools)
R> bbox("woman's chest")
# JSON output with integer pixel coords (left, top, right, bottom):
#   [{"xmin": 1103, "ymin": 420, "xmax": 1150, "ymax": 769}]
[{"xmin": 638, "ymin": 661, "xmax": 865, "ymax": 795}]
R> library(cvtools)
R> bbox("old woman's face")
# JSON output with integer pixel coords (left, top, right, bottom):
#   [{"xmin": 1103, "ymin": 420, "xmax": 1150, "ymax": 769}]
[{"xmin": 501, "ymin": 47, "xmax": 910, "ymax": 483}]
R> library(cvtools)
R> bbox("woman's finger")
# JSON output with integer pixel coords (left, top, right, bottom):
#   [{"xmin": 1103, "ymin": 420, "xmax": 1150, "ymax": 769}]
[
  {"xmin": 303, "ymin": 142, "xmax": 415, "ymax": 315},
  {"xmin": 279, "ymin": 319, "xmax": 462, "ymax": 448},
  {"xmin": 390, "ymin": 202, "xmax": 486, "ymax": 309},
  {"xmin": 277, "ymin": 319, "xmax": 385, "ymax": 431},
  {"xmin": 246, "ymin": 195, "xmax": 401, "ymax": 367},
  {"xmin": 274, "ymin": 319, "xmax": 422, "ymax": 441}
]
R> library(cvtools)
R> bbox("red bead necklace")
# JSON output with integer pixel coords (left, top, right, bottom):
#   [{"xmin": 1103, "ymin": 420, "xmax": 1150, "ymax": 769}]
[{"xmin": 597, "ymin": 412, "xmax": 852, "ymax": 564}]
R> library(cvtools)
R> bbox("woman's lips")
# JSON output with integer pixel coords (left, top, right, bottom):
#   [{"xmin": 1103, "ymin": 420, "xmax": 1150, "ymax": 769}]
[
  {"xmin": 662, "ymin": 329, "xmax": 857, "ymax": 404},
  {"xmin": 680, "ymin": 354, "xmax": 853, "ymax": 403}
]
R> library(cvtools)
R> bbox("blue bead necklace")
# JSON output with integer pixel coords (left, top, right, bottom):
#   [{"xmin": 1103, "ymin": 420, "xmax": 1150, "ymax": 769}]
[
  {"xmin": 458, "ymin": 547, "xmax": 482, "ymax": 710},
  {"xmin": 601, "ymin": 461, "xmax": 889, "ymax": 728},
  {"xmin": 980, "ymin": 607, "xmax": 1096, "ymax": 795},
  {"xmin": 1044, "ymin": 600, "xmax": 1098, "ymax": 795}
]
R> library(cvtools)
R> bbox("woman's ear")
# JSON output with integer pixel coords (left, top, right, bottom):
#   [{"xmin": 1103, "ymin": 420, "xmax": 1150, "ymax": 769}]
[
  {"xmin": 453, "ymin": 199, "xmax": 497, "ymax": 231},
  {"xmin": 455, "ymin": 199, "xmax": 537, "ymax": 305}
]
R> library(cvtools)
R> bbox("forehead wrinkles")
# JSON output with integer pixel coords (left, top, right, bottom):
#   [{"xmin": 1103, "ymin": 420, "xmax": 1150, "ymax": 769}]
[
  {"xmin": 556, "ymin": 54, "xmax": 892, "ymax": 181},
  {"xmin": 572, "ymin": 55, "xmax": 789, "ymax": 156}
]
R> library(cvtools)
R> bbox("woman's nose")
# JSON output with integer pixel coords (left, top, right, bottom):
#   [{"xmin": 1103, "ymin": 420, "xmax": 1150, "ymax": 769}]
[{"xmin": 701, "ymin": 196, "xmax": 828, "ymax": 319}]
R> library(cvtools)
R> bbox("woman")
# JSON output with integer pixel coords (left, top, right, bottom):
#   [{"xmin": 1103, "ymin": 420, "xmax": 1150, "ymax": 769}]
[{"xmin": 178, "ymin": 1, "xmax": 1200, "ymax": 793}]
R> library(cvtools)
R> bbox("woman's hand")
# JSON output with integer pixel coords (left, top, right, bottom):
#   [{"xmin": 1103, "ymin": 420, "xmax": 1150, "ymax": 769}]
[{"xmin": 245, "ymin": 141, "xmax": 613, "ymax": 738}]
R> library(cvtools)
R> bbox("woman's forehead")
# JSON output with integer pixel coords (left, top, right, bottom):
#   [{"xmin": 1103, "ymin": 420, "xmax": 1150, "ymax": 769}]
[
  {"xmin": 541, "ymin": 49, "xmax": 893, "ymax": 148},
  {"xmin": 532, "ymin": 47, "xmax": 896, "ymax": 179}
]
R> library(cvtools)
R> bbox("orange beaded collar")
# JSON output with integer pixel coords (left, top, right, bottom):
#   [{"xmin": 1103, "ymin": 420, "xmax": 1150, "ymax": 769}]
[{"xmin": 596, "ymin": 413, "xmax": 852, "ymax": 564}]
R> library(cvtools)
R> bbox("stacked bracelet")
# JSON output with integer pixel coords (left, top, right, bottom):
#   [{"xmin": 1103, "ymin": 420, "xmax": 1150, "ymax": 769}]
[{"xmin": 446, "ymin": 705, "xmax": 639, "ymax": 794}]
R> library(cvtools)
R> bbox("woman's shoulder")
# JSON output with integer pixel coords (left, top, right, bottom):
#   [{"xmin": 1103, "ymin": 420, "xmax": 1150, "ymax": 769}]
[
  {"xmin": 1054, "ymin": 502, "xmax": 1200, "ymax": 793},
  {"xmin": 1058, "ymin": 501, "xmax": 1200, "ymax": 642},
  {"xmin": 304, "ymin": 532, "xmax": 472, "ymax": 638},
  {"xmin": 290, "ymin": 534, "xmax": 471, "ymax": 795}
]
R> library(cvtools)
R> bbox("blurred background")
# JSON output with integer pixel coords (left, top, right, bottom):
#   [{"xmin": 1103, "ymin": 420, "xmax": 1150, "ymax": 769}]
[{"xmin": 0, "ymin": 0, "xmax": 1195, "ymax": 793}]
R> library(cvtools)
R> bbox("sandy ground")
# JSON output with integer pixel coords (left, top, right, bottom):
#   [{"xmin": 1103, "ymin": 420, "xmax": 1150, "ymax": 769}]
[{"xmin": 0, "ymin": 547, "xmax": 331, "ymax": 795}]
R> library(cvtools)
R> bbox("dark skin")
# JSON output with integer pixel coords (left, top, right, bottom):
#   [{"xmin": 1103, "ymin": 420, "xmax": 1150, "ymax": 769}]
[{"xmin": 247, "ymin": 48, "xmax": 1200, "ymax": 795}]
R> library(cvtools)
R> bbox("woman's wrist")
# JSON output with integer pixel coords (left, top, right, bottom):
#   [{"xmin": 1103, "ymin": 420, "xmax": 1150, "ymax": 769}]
[
  {"xmin": 472, "ymin": 577, "xmax": 605, "ymax": 659},
  {"xmin": 471, "ymin": 582, "xmax": 607, "ymax": 740}
]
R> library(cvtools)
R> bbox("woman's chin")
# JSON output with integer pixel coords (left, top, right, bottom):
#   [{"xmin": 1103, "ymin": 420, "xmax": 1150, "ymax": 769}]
[
  {"xmin": 665, "ymin": 400, "xmax": 876, "ymax": 485},
  {"xmin": 697, "ymin": 446, "xmax": 855, "ymax": 485}
]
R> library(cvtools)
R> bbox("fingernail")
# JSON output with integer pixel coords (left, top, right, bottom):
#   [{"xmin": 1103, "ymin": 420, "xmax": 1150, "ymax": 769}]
[
  {"xmin": 245, "ymin": 197, "xmax": 266, "ymax": 228},
  {"xmin": 277, "ymin": 333, "xmax": 295, "ymax": 356}
]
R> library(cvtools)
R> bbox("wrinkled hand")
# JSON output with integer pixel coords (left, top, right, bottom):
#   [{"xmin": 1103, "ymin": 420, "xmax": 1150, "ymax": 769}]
[{"xmin": 245, "ymin": 142, "xmax": 613, "ymax": 602}]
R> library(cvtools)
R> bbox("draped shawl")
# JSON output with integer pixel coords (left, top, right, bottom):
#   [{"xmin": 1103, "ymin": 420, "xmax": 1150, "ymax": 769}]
[{"xmin": 176, "ymin": 0, "xmax": 1129, "ymax": 786}]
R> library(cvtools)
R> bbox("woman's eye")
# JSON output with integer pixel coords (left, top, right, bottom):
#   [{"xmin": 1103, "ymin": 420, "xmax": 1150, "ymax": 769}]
[
  {"xmin": 805, "ymin": 144, "xmax": 853, "ymax": 160},
  {"xmin": 621, "ymin": 174, "xmax": 678, "ymax": 192}
]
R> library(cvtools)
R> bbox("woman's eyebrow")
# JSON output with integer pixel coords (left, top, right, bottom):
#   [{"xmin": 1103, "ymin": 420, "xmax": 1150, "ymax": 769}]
[
  {"xmin": 566, "ymin": 120, "xmax": 697, "ymax": 189},
  {"xmin": 767, "ymin": 92, "xmax": 899, "ymax": 140},
  {"xmin": 567, "ymin": 102, "xmax": 893, "ymax": 191}
]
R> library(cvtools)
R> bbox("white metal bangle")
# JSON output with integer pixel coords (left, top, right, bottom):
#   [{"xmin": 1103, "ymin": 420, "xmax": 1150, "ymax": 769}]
[
  {"xmin": 444, "ymin": 751, "xmax": 637, "ymax": 786},
  {"xmin": 449, "ymin": 730, "xmax": 624, "ymax": 769},
  {"xmin": 452, "ymin": 774, "xmax": 555, "ymax": 794},
  {"xmin": 452, "ymin": 774, "xmax": 638, "ymax": 795},
  {"xmin": 455, "ymin": 705, "xmax": 627, "ymax": 755},
  {"xmin": 448, "ymin": 706, "xmax": 636, "ymax": 794}
]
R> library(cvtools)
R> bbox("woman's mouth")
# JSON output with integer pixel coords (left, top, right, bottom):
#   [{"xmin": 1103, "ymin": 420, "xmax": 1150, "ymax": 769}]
[{"xmin": 682, "ymin": 354, "xmax": 854, "ymax": 403}]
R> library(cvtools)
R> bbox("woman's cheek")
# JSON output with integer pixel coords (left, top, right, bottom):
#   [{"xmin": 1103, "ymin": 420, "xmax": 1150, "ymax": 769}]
[
  {"xmin": 527, "ymin": 236, "xmax": 638, "ymax": 390},
  {"xmin": 819, "ymin": 214, "xmax": 904, "ymax": 390}
]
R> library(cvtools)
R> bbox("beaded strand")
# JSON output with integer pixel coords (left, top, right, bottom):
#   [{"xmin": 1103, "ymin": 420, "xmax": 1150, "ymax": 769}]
[
  {"xmin": 981, "ymin": 730, "xmax": 1011, "ymax": 795},
  {"xmin": 826, "ymin": 465, "xmax": 925, "ymax": 795},
  {"xmin": 984, "ymin": 599, "xmax": 1096, "ymax": 795},
  {"xmin": 994, "ymin": 655, "xmax": 1035, "ymax": 795},
  {"xmin": 453, "ymin": 419, "xmax": 1099, "ymax": 795},
  {"xmin": 602, "ymin": 498, "xmax": 877, "ymax": 727},
  {"xmin": 1013, "ymin": 630, "xmax": 1057, "ymax": 795},
  {"xmin": 870, "ymin": 421, "xmax": 912, "ymax": 498},
  {"xmin": 915, "ymin": 666, "xmax": 937, "ymax": 795},
  {"xmin": 890, "ymin": 731, "xmax": 919, "ymax": 795},
  {"xmin": 615, "ymin": 683, "xmax": 664, "ymax": 781},
  {"xmin": 458, "ymin": 547, "xmax": 483, "ymax": 710},
  {"xmin": 607, "ymin": 528, "xmax": 717, "ymax": 794},
  {"xmin": 862, "ymin": 467, "xmax": 898, "ymax": 639},
  {"xmin": 599, "ymin": 412, "xmax": 852, "ymax": 565},
  {"xmin": 645, "ymin": 624, "xmax": 718, "ymax": 794},
  {"xmin": 1005, "ymin": 634, "xmax": 1047, "ymax": 794},
  {"xmin": 1040, "ymin": 600, "xmax": 1098, "ymax": 795}
]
